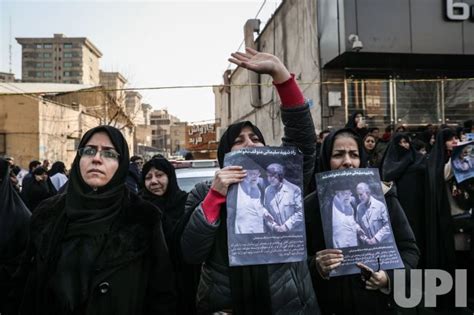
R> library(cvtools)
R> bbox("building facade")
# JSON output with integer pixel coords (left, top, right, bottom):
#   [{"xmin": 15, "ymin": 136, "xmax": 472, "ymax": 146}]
[
  {"xmin": 16, "ymin": 33, "xmax": 102, "ymax": 85},
  {"xmin": 185, "ymin": 122, "xmax": 218, "ymax": 159},
  {"xmin": 215, "ymin": 0, "xmax": 474, "ymax": 141},
  {"xmin": 0, "ymin": 72, "xmax": 16, "ymax": 82},
  {"xmin": 150, "ymin": 109, "xmax": 180, "ymax": 155}
]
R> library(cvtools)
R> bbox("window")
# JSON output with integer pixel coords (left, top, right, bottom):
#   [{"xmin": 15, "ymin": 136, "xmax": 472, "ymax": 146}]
[
  {"xmin": 64, "ymin": 71, "xmax": 70, "ymax": 77},
  {"xmin": 36, "ymin": 62, "xmax": 43, "ymax": 68},
  {"xmin": 35, "ymin": 72, "xmax": 43, "ymax": 77},
  {"xmin": 44, "ymin": 43, "xmax": 52, "ymax": 49},
  {"xmin": 64, "ymin": 52, "xmax": 73, "ymax": 58},
  {"xmin": 63, "ymin": 62, "xmax": 73, "ymax": 68},
  {"xmin": 43, "ymin": 53, "xmax": 51, "ymax": 58},
  {"xmin": 64, "ymin": 43, "xmax": 73, "ymax": 48},
  {"xmin": 43, "ymin": 71, "xmax": 53, "ymax": 77},
  {"xmin": 35, "ymin": 43, "xmax": 43, "ymax": 49},
  {"xmin": 43, "ymin": 63, "xmax": 52, "ymax": 68}
]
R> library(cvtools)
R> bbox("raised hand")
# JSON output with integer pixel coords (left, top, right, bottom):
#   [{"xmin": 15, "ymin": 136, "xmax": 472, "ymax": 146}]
[
  {"xmin": 210, "ymin": 166, "xmax": 247, "ymax": 196},
  {"xmin": 228, "ymin": 47, "xmax": 291, "ymax": 84}
]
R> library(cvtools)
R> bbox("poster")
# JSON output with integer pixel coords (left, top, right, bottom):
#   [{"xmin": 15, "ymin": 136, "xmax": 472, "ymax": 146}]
[
  {"xmin": 452, "ymin": 140, "xmax": 474, "ymax": 183},
  {"xmin": 315, "ymin": 168, "xmax": 404, "ymax": 277},
  {"xmin": 224, "ymin": 146, "xmax": 306, "ymax": 266}
]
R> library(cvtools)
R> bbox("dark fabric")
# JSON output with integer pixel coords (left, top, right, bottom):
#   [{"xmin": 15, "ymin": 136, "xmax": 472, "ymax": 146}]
[
  {"xmin": 318, "ymin": 128, "xmax": 367, "ymax": 173},
  {"xmin": 215, "ymin": 122, "xmax": 271, "ymax": 315},
  {"xmin": 181, "ymin": 104, "xmax": 319, "ymax": 315},
  {"xmin": 305, "ymin": 187, "xmax": 419, "ymax": 315},
  {"xmin": 10, "ymin": 192, "xmax": 176, "ymax": 315},
  {"xmin": 380, "ymin": 134, "xmax": 428, "ymax": 265},
  {"xmin": 48, "ymin": 162, "xmax": 66, "ymax": 177},
  {"xmin": 424, "ymin": 128, "xmax": 457, "ymax": 308},
  {"xmin": 20, "ymin": 171, "xmax": 56, "ymax": 212},
  {"xmin": 344, "ymin": 111, "xmax": 368, "ymax": 139},
  {"xmin": 217, "ymin": 121, "xmax": 266, "ymax": 168},
  {"xmin": 362, "ymin": 134, "xmax": 381, "ymax": 168},
  {"xmin": 0, "ymin": 159, "xmax": 31, "ymax": 312},
  {"xmin": 126, "ymin": 162, "xmax": 141, "ymax": 193},
  {"xmin": 140, "ymin": 157, "xmax": 198, "ymax": 315}
]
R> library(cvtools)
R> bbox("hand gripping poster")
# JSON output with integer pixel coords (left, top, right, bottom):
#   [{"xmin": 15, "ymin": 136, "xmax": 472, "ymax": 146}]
[
  {"xmin": 315, "ymin": 168, "xmax": 404, "ymax": 277},
  {"xmin": 451, "ymin": 140, "xmax": 474, "ymax": 183},
  {"xmin": 224, "ymin": 146, "xmax": 306, "ymax": 266}
]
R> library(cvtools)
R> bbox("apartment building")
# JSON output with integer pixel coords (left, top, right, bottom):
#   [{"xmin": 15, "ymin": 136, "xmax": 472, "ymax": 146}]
[{"xmin": 16, "ymin": 33, "xmax": 102, "ymax": 85}]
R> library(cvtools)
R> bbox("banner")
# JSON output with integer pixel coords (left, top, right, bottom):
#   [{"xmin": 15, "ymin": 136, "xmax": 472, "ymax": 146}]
[
  {"xmin": 224, "ymin": 146, "xmax": 306, "ymax": 266},
  {"xmin": 315, "ymin": 168, "xmax": 404, "ymax": 277},
  {"xmin": 452, "ymin": 140, "xmax": 474, "ymax": 183}
]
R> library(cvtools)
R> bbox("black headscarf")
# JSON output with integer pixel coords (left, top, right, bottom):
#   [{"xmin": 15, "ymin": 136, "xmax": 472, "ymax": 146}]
[
  {"xmin": 20, "ymin": 166, "xmax": 56, "ymax": 211},
  {"xmin": 141, "ymin": 158, "xmax": 187, "ymax": 244},
  {"xmin": 425, "ymin": 128, "xmax": 457, "ymax": 270},
  {"xmin": 318, "ymin": 128, "xmax": 367, "ymax": 173},
  {"xmin": 380, "ymin": 133, "xmax": 417, "ymax": 182},
  {"xmin": 217, "ymin": 121, "xmax": 265, "ymax": 168},
  {"xmin": 48, "ymin": 161, "xmax": 66, "ymax": 177},
  {"xmin": 344, "ymin": 111, "xmax": 368, "ymax": 138},
  {"xmin": 49, "ymin": 125, "xmax": 130, "ymax": 312},
  {"xmin": 0, "ymin": 158, "xmax": 31, "ymax": 261},
  {"xmin": 216, "ymin": 121, "xmax": 272, "ymax": 315}
]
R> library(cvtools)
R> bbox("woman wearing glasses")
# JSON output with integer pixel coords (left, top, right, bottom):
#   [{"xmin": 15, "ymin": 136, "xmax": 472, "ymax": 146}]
[
  {"xmin": 9, "ymin": 125, "xmax": 176, "ymax": 315},
  {"xmin": 304, "ymin": 128, "xmax": 419, "ymax": 315}
]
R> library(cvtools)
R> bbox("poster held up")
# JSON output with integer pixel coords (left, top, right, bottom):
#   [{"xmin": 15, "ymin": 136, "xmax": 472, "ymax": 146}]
[
  {"xmin": 315, "ymin": 168, "xmax": 404, "ymax": 277},
  {"xmin": 224, "ymin": 146, "xmax": 306, "ymax": 266}
]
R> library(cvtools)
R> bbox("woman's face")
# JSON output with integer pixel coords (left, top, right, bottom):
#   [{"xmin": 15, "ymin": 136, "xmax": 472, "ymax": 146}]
[
  {"xmin": 399, "ymin": 138, "xmax": 410, "ymax": 150},
  {"xmin": 364, "ymin": 136, "xmax": 376, "ymax": 151},
  {"xmin": 445, "ymin": 137, "xmax": 459, "ymax": 151},
  {"xmin": 79, "ymin": 131, "xmax": 119, "ymax": 190},
  {"xmin": 144, "ymin": 167, "xmax": 169, "ymax": 196},
  {"xmin": 231, "ymin": 126, "xmax": 265, "ymax": 151},
  {"xmin": 330, "ymin": 136, "xmax": 361, "ymax": 170}
]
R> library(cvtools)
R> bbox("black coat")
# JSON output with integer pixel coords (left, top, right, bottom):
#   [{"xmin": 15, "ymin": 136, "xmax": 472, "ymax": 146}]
[
  {"xmin": 8, "ymin": 192, "xmax": 176, "ymax": 315},
  {"xmin": 305, "ymin": 184, "xmax": 420, "ymax": 315}
]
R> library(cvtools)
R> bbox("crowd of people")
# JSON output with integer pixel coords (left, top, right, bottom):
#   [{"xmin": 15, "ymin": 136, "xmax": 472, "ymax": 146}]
[{"xmin": 0, "ymin": 47, "xmax": 472, "ymax": 315}]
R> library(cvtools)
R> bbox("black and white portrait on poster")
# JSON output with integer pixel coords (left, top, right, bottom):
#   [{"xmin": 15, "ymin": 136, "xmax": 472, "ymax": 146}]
[
  {"xmin": 451, "ymin": 140, "xmax": 474, "ymax": 183},
  {"xmin": 315, "ymin": 168, "xmax": 404, "ymax": 277},
  {"xmin": 224, "ymin": 146, "xmax": 306, "ymax": 266}
]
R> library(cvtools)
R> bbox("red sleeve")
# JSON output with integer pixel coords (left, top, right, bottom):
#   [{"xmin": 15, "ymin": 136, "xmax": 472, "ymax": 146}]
[
  {"xmin": 274, "ymin": 74, "xmax": 305, "ymax": 108},
  {"xmin": 201, "ymin": 188, "xmax": 226, "ymax": 224}
]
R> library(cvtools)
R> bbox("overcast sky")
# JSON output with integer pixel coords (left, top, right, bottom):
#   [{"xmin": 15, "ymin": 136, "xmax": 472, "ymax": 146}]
[{"xmin": 0, "ymin": 0, "xmax": 282, "ymax": 122}]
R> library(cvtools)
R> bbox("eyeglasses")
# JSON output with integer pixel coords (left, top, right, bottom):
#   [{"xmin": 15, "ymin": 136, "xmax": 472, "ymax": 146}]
[{"xmin": 78, "ymin": 146, "xmax": 120, "ymax": 160}]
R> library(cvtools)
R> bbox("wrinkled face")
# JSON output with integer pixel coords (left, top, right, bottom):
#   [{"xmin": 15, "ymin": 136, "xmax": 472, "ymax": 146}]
[
  {"xmin": 445, "ymin": 137, "xmax": 458, "ymax": 151},
  {"xmin": 231, "ymin": 126, "xmax": 265, "ymax": 151},
  {"xmin": 144, "ymin": 167, "xmax": 169, "ymax": 196},
  {"xmin": 336, "ymin": 190, "xmax": 352, "ymax": 205},
  {"xmin": 330, "ymin": 136, "xmax": 361, "ymax": 170},
  {"xmin": 79, "ymin": 132, "xmax": 120, "ymax": 190},
  {"xmin": 399, "ymin": 138, "xmax": 410, "ymax": 150},
  {"xmin": 245, "ymin": 169, "xmax": 260, "ymax": 186},
  {"xmin": 357, "ymin": 187, "xmax": 370, "ymax": 204},
  {"xmin": 364, "ymin": 136, "xmax": 376, "ymax": 151},
  {"xmin": 267, "ymin": 172, "xmax": 281, "ymax": 187}
]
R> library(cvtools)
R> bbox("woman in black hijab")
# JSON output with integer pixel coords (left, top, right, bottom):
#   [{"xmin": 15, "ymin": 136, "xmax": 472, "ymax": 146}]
[
  {"xmin": 304, "ymin": 128, "xmax": 419, "ymax": 315},
  {"xmin": 140, "ymin": 157, "xmax": 199, "ymax": 315},
  {"xmin": 0, "ymin": 158, "xmax": 31, "ymax": 313},
  {"xmin": 380, "ymin": 133, "xmax": 428, "ymax": 265},
  {"xmin": 345, "ymin": 110, "xmax": 368, "ymax": 138},
  {"xmin": 10, "ymin": 125, "xmax": 175, "ymax": 315},
  {"xmin": 181, "ymin": 48, "xmax": 319, "ymax": 314},
  {"xmin": 20, "ymin": 166, "xmax": 56, "ymax": 211}
]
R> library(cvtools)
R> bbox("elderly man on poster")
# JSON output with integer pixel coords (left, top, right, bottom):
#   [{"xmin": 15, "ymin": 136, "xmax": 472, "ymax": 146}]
[
  {"xmin": 356, "ymin": 182, "xmax": 392, "ymax": 245},
  {"xmin": 234, "ymin": 167, "xmax": 267, "ymax": 234},
  {"xmin": 263, "ymin": 163, "xmax": 303, "ymax": 233}
]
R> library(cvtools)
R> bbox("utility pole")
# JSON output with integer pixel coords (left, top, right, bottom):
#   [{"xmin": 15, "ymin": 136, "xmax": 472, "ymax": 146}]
[{"xmin": 9, "ymin": 16, "xmax": 12, "ymax": 73}]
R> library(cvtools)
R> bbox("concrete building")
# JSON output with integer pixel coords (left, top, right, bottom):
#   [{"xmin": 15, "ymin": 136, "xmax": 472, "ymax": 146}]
[
  {"xmin": 170, "ymin": 122, "xmax": 187, "ymax": 155},
  {"xmin": 99, "ymin": 71, "xmax": 127, "ymax": 109},
  {"xmin": 0, "ymin": 72, "xmax": 16, "ymax": 82},
  {"xmin": 16, "ymin": 33, "xmax": 102, "ymax": 85},
  {"xmin": 215, "ymin": 0, "xmax": 474, "ymax": 142},
  {"xmin": 150, "ymin": 109, "xmax": 180, "ymax": 155}
]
